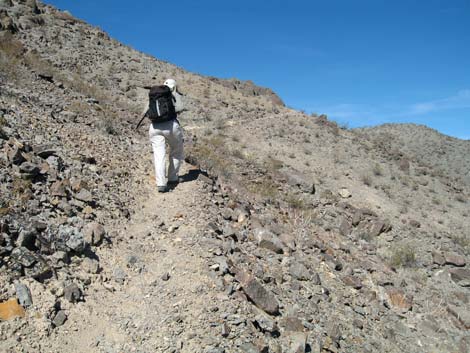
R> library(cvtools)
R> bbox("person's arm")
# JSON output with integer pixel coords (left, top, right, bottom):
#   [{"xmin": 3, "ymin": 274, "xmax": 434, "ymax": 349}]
[{"xmin": 174, "ymin": 92, "xmax": 184, "ymax": 113}]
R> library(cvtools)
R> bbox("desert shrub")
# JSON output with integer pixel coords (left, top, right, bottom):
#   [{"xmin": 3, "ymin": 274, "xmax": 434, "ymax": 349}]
[
  {"xmin": 0, "ymin": 32, "xmax": 24, "ymax": 79},
  {"xmin": 372, "ymin": 163, "xmax": 383, "ymax": 176},
  {"xmin": 265, "ymin": 156, "xmax": 283, "ymax": 171},
  {"xmin": 100, "ymin": 116, "xmax": 116, "ymax": 135},
  {"xmin": 339, "ymin": 122, "xmax": 350, "ymax": 130},
  {"xmin": 214, "ymin": 119, "xmax": 226, "ymax": 131},
  {"xmin": 390, "ymin": 245, "xmax": 416, "ymax": 268},
  {"xmin": 453, "ymin": 234, "xmax": 470, "ymax": 252},
  {"xmin": 286, "ymin": 194, "xmax": 306, "ymax": 210},
  {"xmin": 247, "ymin": 178, "xmax": 278, "ymax": 200},
  {"xmin": 231, "ymin": 149, "xmax": 244, "ymax": 159},
  {"xmin": 68, "ymin": 100, "xmax": 92, "ymax": 116},
  {"xmin": 207, "ymin": 135, "xmax": 225, "ymax": 148},
  {"xmin": 24, "ymin": 50, "xmax": 55, "ymax": 77},
  {"xmin": 361, "ymin": 174, "xmax": 372, "ymax": 186}
]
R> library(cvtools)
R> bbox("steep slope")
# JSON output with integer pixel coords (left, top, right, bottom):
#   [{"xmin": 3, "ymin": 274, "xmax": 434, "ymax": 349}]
[
  {"xmin": 359, "ymin": 123, "xmax": 470, "ymax": 185},
  {"xmin": 1, "ymin": 1, "xmax": 469, "ymax": 353}
]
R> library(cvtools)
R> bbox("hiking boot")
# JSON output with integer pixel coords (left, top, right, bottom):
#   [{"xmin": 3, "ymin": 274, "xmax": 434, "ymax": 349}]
[{"xmin": 157, "ymin": 186, "xmax": 168, "ymax": 193}]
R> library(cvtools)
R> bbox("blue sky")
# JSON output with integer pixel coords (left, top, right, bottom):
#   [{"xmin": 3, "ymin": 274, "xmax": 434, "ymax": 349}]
[{"xmin": 44, "ymin": 0, "xmax": 470, "ymax": 139}]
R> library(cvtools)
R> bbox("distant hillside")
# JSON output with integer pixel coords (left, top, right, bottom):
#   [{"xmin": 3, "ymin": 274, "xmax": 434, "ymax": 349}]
[{"xmin": 358, "ymin": 123, "xmax": 470, "ymax": 185}]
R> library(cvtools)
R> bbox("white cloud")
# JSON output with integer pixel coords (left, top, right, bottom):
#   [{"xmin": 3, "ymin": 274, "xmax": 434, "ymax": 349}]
[
  {"xmin": 408, "ymin": 89, "xmax": 470, "ymax": 115},
  {"xmin": 306, "ymin": 89, "xmax": 470, "ymax": 127}
]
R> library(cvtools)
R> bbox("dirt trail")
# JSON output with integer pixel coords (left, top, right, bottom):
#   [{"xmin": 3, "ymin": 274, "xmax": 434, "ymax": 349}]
[{"xmin": 43, "ymin": 164, "xmax": 223, "ymax": 353}]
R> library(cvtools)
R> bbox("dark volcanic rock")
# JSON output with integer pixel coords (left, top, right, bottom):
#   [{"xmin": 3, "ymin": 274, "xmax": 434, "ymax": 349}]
[
  {"xmin": 52, "ymin": 310, "xmax": 67, "ymax": 327},
  {"xmin": 64, "ymin": 283, "xmax": 82, "ymax": 303},
  {"xmin": 253, "ymin": 228, "xmax": 283, "ymax": 254},
  {"xmin": 237, "ymin": 271, "xmax": 279, "ymax": 315}
]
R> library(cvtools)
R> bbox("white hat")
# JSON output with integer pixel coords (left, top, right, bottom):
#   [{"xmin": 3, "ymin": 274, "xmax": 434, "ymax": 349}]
[{"xmin": 164, "ymin": 78, "xmax": 176, "ymax": 91}]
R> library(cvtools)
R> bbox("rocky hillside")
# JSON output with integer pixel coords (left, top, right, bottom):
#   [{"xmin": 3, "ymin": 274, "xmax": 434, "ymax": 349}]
[
  {"xmin": 1, "ymin": 1, "xmax": 469, "ymax": 353},
  {"xmin": 359, "ymin": 123, "xmax": 470, "ymax": 185}
]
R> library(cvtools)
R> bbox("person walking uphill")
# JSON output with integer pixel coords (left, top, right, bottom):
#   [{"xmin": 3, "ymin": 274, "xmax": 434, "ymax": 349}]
[{"xmin": 138, "ymin": 79, "xmax": 184, "ymax": 193}]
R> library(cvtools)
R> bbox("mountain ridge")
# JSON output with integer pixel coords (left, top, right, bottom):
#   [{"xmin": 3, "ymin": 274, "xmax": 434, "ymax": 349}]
[{"xmin": 0, "ymin": 1, "xmax": 469, "ymax": 353}]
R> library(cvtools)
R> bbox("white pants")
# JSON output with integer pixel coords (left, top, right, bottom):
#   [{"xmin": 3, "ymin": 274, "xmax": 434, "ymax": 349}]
[{"xmin": 149, "ymin": 120, "xmax": 184, "ymax": 187}]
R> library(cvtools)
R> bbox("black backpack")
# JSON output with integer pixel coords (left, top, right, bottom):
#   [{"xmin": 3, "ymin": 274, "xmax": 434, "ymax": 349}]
[{"xmin": 146, "ymin": 85, "xmax": 177, "ymax": 123}]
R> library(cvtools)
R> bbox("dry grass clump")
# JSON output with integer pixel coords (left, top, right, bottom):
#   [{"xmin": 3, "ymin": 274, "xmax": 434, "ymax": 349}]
[
  {"xmin": 389, "ymin": 245, "xmax": 416, "ymax": 268},
  {"xmin": 0, "ymin": 32, "xmax": 24, "ymax": 80},
  {"xmin": 191, "ymin": 135, "xmax": 232, "ymax": 177},
  {"xmin": 247, "ymin": 178, "xmax": 279, "ymax": 200},
  {"xmin": 286, "ymin": 194, "xmax": 306, "ymax": 210}
]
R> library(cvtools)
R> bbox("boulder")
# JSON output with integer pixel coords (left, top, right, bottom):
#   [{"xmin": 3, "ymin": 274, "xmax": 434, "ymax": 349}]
[
  {"xmin": 253, "ymin": 228, "xmax": 283, "ymax": 254},
  {"xmin": 444, "ymin": 253, "xmax": 466, "ymax": 267},
  {"xmin": 236, "ymin": 270, "xmax": 279, "ymax": 315},
  {"xmin": 385, "ymin": 288, "xmax": 413, "ymax": 313},
  {"xmin": 83, "ymin": 222, "xmax": 105, "ymax": 246},
  {"xmin": 19, "ymin": 161, "xmax": 40, "ymax": 178},
  {"xmin": 52, "ymin": 310, "xmax": 67, "ymax": 327},
  {"xmin": 14, "ymin": 282, "xmax": 32, "ymax": 307},
  {"xmin": 64, "ymin": 283, "xmax": 82, "ymax": 303},
  {"xmin": 289, "ymin": 262, "xmax": 311, "ymax": 281},
  {"xmin": 57, "ymin": 225, "xmax": 86, "ymax": 253}
]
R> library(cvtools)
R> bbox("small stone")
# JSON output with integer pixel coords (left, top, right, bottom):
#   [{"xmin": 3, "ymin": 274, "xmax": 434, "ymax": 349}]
[
  {"xmin": 352, "ymin": 211, "xmax": 362, "ymax": 226},
  {"xmin": 161, "ymin": 272, "xmax": 170, "ymax": 281},
  {"xmin": 338, "ymin": 188, "xmax": 351, "ymax": 198},
  {"xmin": 53, "ymin": 310, "xmax": 67, "ymax": 327},
  {"xmin": 58, "ymin": 226, "xmax": 86, "ymax": 253},
  {"xmin": 353, "ymin": 319, "xmax": 363, "ymax": 329},
  {"xmin": 83, "ymin": 222, "xmax": 105, "ymax": 246},
  {"xmin": 6, "ymin": 144, "xmax": 25, "ymax": 165},
  {"xmin": 342, "ymin": 275, "xmax": 363, "ymax": 289},
  {"xmin": 385, "ymin": 288, "xmax": 413, "ymax": 313},
  {"xmin": 255, "ymin": 314, "xmax": 278, "ymax": 334},
  {"xmin": 50, "ymin": 180, "xmax": 68, "ymax": 197},
  {"xmin": 34, "ymin": 145, "xmax": 56, "ymax": 159},
  {"xmin": 64, "ymin": 283, "xmax": 82, "ymax": 303},
  {"xmin": 239, "ymin": 343, "xmax": 259, "ymax": 353},
  {"xmin": 369, "ymin": 220, "xmax": 385, "ymax": 237},
  {"xmin": 339, "ymin": 218, "xmax": 351, "ymax": 236},
  {"xmin": 82, "ymin": 258, "xmax": 99, "ymax": 274},
  {"xmin": 253, "ymin": 228, "xmax": 283, "ymax": 254},
  {"xmin": 449, "ymin": 268, "xmax": 470, "ymax": 286},
  {"xmin": 280, "ymin": 317, "xmax": 304, "ymax": 332},
  {"xmin": 14, "ymin": 283, "xmax": 33, "ymax": 307},
  {"xmin": 448, "ymin": 305, "xmax": 470, "ymax": 329},
  {"xmin": 113, "ymin": 268, "xmax": 127, "ymax": 284},
  {"xmin": 444, "ymin": 253, "xmax": 466, "ymax": 267},
  {"xmin": 289, "ymin": 262, "xmax": 310, "ymax": 281},
  {"xmin": 74, "ymin": 189, "xmax": 93, "ymax": 203},
  {"xmin": 19, "ymin": 162, "xmax": 40, "ymax": 177},
  {"xmin": 287, "ymin": 332, "xmax": 308, "ymax": 353},
  {"xmin": 432, "ymin": 251, "xmax": 445, "ymax": 266},
  {"xmin": 221, "ymin": 322, "xmax": 230, "ymax": 337},
  {"xmin": 237, "ymin": 272, "xmax": 279, "ymax": 315}
]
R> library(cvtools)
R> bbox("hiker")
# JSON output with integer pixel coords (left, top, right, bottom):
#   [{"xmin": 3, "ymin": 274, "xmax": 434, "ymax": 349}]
[{"xmin": 143, "ymin": 78, "xmax": 184, "ymax": 193}]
